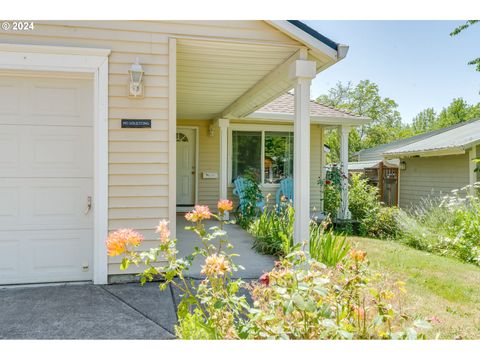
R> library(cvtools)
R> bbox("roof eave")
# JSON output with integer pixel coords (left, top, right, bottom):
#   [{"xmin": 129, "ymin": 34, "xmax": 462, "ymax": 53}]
[
  {"xmin": 246, "ymin": 111, "xmax": 370, "ymax": 125},
  {"xmin": 265, "ymin": 20, "xmax": 342, "ymax": 65},
  {"xmin": 383, "ymin": 147, "xmax": 466, "ymax": 159}
]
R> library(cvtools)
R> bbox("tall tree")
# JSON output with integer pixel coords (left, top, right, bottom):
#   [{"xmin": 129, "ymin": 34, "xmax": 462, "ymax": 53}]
[
  {"xmin": 316, "ymin": 80, "xmax": 408, "ymax": 161},
  {"xmin": 436, "ymin": 98, "xmax": 480, "ymax": 129},
  {"xmin": 411, "ymin": 108, "xmax": 437, "ymax": 134}
]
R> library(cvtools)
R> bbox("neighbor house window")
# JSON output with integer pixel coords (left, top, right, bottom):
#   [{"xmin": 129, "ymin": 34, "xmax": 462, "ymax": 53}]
[{"xmin": 231, "ymin": 130, "xmax": 293, "ymax": 184}]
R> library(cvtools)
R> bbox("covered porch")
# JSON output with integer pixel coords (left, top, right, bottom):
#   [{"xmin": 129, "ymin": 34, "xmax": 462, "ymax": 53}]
[{"xmin": 171, "ymin": 21, "xmax": 365, "ymax": 246}]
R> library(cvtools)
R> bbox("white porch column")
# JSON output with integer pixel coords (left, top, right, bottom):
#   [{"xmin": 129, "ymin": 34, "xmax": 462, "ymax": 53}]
[
  {"xmin": 338, "ymin": 125, "xmax": 352, "ymax": 220},
  {"xmin": 217, "ymin": 118, "xmax": 230, "ymax": 218},
  {"xmin": 291, "ymin": 59, "xmax": 316, "ymax": 245}
]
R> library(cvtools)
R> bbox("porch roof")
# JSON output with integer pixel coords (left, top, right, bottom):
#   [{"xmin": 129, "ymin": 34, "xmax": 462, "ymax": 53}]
[
  {"xmin": 176, "ymin": 21, "xmax": 349, "ymax": 121},
  {"xmin": 246, "ymin": 93, "xmax": 371, "ymax": 125}
]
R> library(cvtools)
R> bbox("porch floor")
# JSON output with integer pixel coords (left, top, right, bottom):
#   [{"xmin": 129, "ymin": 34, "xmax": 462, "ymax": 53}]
[{"xmin": 175, "ymin": 215, "xmax": 276, "ymax": 279}]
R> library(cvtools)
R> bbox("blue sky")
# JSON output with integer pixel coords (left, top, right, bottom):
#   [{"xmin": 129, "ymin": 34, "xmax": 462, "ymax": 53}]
[{"xmin": 304, "ymin": 21, "xmax": 480, "ymax": 123}]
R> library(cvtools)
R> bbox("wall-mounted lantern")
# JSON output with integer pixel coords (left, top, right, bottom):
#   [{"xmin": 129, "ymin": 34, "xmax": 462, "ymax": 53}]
[
  {"xmin": 400, "ymin": 161, "xmax": 406, "ymax": 171},
  {"xmin": 129, "ymin": 58, "xmax": 144, "ymax": 98}
]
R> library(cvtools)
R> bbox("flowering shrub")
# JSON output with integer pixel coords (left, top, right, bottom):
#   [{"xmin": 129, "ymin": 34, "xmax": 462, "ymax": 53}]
[
  {"xmin": 107, "ymin": 200, "xmax": 431, "ymax": 339},
  {"xmin": 245, "ymin": 249, "xmax": 431, "ymax": 339}
]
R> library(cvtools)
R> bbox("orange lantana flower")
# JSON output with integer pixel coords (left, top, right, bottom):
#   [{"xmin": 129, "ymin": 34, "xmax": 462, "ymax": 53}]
[
  {"xmin": 217, "ymin": 199, "xmax": 233, "ymax": 213},
  {"xmin": 185, "ymin": 205, "xmax": 212, "ymax": 222},
  {"xmin": 106, "ymin": 228, "xmax": 144, "ymax": 256}
]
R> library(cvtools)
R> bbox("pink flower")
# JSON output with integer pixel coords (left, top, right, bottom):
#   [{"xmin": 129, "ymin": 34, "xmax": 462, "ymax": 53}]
[
  {"xmin": 155, "ymin": 219, "xmax": 170, "ymax": 245},
  {"xmin": 217, "ymin": 199, "xmax": 233, "ymax": 213},
  {"xmin": 259, "ymin": 272, "xmax": 270, "ymax": 286},
  {"xmin": 185, "ymin": 205, "xmax": 212, "ymax": 222},
  {"xmin": 201, "ymin": 254, "xmax": 231, "ymax": 277},
  {"xmin": 428, "ymin": 315, "xmax": 441, "ymax": 324},
  {"xmin": 105, "ymin": 228, "xmax": 143, "ymax": 257}
]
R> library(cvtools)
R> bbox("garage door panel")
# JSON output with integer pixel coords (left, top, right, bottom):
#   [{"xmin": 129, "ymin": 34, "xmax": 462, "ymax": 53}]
[
  {"xmin": 0, "ymin": 179, "xmax": 92, "ymax": 231},
  {"xmin": 30, "ymin": 85, "xmax": 79, "ymax": 117},
  {"xmin": 0, "ymin": 126, "xmax": 92, "ymax": 178},
  {"xmin": 0, "ymin": 132, "xmax": 21, "ymax": 171},
  {"xmin": 0, "ymin": 79, "xmax": 20, "ymax": 115},
  {"xmin": 0, "ymin": 74, "xmax": 94, "ymax": 284},
  {"xmin": 29, "ymin": 127, "xmax": 93, "ymax": 177},
  {"xmin": 0, "ymin": 76, "xmax": 92, "ymax": 127},
  {"xmin": 0, "ymin": 229, "xmax": 93, "ymax": 285},
  {"xmin": 0, "ymin": 239, "xmax": 20, "ymax": 275}
]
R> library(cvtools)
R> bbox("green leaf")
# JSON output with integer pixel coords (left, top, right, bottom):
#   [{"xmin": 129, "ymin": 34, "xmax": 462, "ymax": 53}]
[
  {"xmin": 413, "ymin": 319, "xmax": 432, "ymax": 330},
  {"xmin": 292, "ymin": 293, "xmax": 305, "ymax": 310},
  {"xmin": 120, "ymin": 257, "xmax": 130, "ymax": 271}
]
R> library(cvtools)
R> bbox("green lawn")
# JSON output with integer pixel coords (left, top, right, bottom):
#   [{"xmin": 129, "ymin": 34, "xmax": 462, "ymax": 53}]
[{"xmin": 350, "ymin": 236, "xmax": 480, "ymax": 339}]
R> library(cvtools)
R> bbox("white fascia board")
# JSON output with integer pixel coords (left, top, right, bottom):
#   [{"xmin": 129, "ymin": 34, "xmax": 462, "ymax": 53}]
[
  {"xmin": 266, "ymin": 20, "xmax": 338, "ymax": 62},
  {"xmin": 0, "ymin": 43, "xmax": 111, "ymax": 57},
  {"xmin": 246, "ymin": 111, "xmax": 370, "ymax": 126},
  {"xmin": 383, "ymin": 147, "xmax": 466, "ymax": 159}
]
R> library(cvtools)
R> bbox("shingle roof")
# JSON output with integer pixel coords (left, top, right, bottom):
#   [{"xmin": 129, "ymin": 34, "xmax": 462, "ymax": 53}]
[
  {"xmin": 254, "ymin": 93, "xmax": 366, "ymax": 120},
  {"xmin": 384, "ymin": 119, "xmax": 480, "ymax": 156}
]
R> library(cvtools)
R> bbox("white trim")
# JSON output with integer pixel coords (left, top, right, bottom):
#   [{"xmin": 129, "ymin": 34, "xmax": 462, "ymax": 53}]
[
  {"xmin": 469, "ymin": 147, "xmax": 476, "ymax": 194},
  {"xmin": 168, "ymin": 38, "xmax": 177, "ymax": 239},
  {"xmin": 246, "ymin": 111, "xmax": 370, "ymax": 126},
  {"xmin": 176, "ymin": 126, "xmax": 199, "ymax": 210},
  {"xmin": 0, "ymin": 43, "xmax": 110, "ymax": 285},
  {"xmin": 0, "ymin": 43, "xmax": 111, "ymax": 57},
  {"xmin": 266, "ymin": 20, "xmax": 339, "ymax": 61}
]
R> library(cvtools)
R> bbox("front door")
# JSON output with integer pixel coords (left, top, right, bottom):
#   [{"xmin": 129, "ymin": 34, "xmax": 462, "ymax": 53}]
[{"xmin": 176, "ymin": 128, "xmax": 196, "ymax": 207}]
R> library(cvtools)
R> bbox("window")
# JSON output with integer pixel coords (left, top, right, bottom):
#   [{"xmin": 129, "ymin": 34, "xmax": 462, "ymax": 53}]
[
  {"xmin": 264, "ymin": 131, "xmax": 293, "ymax": 184},
  {"xmin": 231, "ymin": 129, "xmax": 294, "ymax": 184},
  {"xmin": 232, "ymin": 131, "xmax": 262, "ymax": 182}
]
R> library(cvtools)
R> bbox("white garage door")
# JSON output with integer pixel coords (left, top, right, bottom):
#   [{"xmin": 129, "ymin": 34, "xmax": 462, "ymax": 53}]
[{"xmin": 0, "ymin": 73, "xmax": 94, "ymax": 285}]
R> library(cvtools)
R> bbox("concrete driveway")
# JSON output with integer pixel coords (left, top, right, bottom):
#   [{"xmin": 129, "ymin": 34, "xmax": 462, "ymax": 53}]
[{"xmin": 0, "ymin": 282, "xmax": 178, "ymax": 339}]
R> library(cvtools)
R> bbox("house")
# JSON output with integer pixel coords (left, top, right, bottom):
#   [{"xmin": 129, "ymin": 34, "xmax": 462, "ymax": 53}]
[
  {"xmin": 358, "ymin": 119, "xmax": 480, "ymax": 209},
  {"xmin": 0, "ymin": 20, "xmax": 368, "ymax": 286}
]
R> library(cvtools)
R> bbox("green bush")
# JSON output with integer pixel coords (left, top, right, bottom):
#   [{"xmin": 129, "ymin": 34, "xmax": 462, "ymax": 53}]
[
  {"xmin": 309, "ymin": 222, "xmax": 351, "ymax": 266},
  {"xmin": 396, "ymin": 186, "xmax": 480, "ymax": 265},
  {"xmin": 250, "ymin": 204, "xmax": 294, "ymax": 256},
  {"xmin": 235, "ymin": 169, "xmax": 264, "ymax": 229}
]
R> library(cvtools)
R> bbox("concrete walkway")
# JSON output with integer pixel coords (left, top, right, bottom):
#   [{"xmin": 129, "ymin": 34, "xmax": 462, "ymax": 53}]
[{"xmin": 175, "ymin": 215, "xmax": 276, "ymax": 278}]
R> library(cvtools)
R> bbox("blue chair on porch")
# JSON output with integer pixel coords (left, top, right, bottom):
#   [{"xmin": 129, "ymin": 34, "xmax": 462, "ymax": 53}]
[
  {"xmin": 233, "ymin": 177, "xmax": 264, "ymax": 214},
  {"xmin": 275, "ymin": 177, "xmax": 294, "ymax": 209}
]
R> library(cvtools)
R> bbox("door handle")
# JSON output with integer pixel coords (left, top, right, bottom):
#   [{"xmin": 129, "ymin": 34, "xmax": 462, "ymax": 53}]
[{"xmin": 85, "ymin": 196, "xmax": 92, "ymax": 214}]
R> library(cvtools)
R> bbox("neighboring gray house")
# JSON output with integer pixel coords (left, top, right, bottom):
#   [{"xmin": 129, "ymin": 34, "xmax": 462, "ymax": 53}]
[{"xmin": 355, "ymin": 120, "xmax": 480, "ymax": 209}]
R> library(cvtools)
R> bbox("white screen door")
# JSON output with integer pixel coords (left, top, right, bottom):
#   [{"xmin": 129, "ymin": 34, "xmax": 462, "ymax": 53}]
[{"xmin": 176, "ymin": 128, "xmax": 196, "ymax": 206}]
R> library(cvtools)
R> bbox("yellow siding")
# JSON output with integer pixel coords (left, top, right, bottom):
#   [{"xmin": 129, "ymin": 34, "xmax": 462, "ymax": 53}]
[
  {"xmin": 399, "ymin": 154, "xmax": 470, "ymax": 209},
  {"xmin": 0, "ymin": 20, "xmax": 302, "ymax": 273}
]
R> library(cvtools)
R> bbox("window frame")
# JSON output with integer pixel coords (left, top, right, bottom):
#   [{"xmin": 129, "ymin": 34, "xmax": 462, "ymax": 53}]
[{"xmin": 228, "ymin": 123, "xmax": 294, "ymax": 187}]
